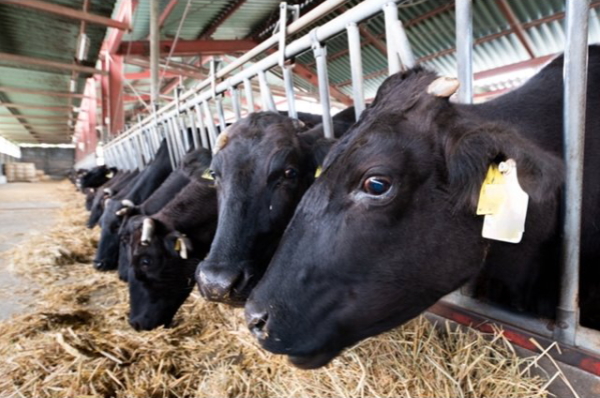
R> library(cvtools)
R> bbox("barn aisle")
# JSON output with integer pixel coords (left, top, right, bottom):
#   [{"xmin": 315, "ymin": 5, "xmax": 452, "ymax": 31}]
[{"xmin": 0, "ymin": 181, "xmax": 63, "ymax": 319}]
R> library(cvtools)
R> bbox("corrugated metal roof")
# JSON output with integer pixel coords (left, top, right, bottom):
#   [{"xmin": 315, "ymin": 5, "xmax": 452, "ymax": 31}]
[{"xmin": 0, "ymin": 0, "xmax": 117, "ymax": 144}]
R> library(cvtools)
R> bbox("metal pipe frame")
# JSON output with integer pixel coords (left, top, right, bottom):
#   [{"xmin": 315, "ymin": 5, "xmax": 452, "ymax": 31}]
[
  {"xmin": 282, "ymin": 65, "xmax": 297, "ymax": 119},
  {"xmin": 216, "ymin": 96, "xmax": 227, "ymax": 131},
  {"xmin": 346, "ymin": 22, "xmax": 365, "ymax": 120},
  {"xmin": 555, "ymin": 0, "xmax": 590, "ymax": 346},
  {"xmin": 187, "ymin": 110, "xmax": 200, "ymax": 149},
  {"xmin": 311, "ymin": 29, "xmax": 334, "ymax": 138},
  {"xmin": 383, "ymin": 2, "xmax": 401, "ymax": 75},
  {"xmin": 202, "ymin": 101, "xmax": 218, "ymax": 148},
  {"xmin": 243, "ymin": 78, "xmax": 256, "ymax": 113},
  {"xmin": 258, "ymin": 71, "xmax": 277, "ymax": 112},
  {"xmin": 456, "ymin": 0, "xmax": 474, "ymax": 103},
  {"xmin": 229, "ymin": 84, "xmax": 242, "ymax": 121},
  {"xmin": 194, "ymin": 105, "xmax": 210, "ymax": 149}
]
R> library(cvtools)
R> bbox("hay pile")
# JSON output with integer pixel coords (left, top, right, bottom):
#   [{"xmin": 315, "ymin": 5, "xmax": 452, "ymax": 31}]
[{"xmin": 0, "ymin": 182, "xmax": 553, "ymax": 397}]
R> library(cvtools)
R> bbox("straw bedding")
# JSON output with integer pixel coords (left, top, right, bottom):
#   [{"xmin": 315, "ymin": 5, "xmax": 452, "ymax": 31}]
[{"xmin": 0, "ymin": 182, "xmax": 553, "ymax": 397}]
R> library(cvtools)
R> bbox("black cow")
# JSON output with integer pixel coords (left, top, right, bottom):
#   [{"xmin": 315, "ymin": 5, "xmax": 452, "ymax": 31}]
[
  {"xmin": 79, "ymin": 165, "xmax": 118, "ymax": 190},
  {"xmin": 127, "ymin": 179, "xmax": 217, "ymax": 331},
  {"xmin": 94, "ymin": 140, "xmax": 172, "ymax": 271},
  {"xmin": 245, "ymin": 48, "xmax": 600, "ymax": 369},
  {"xmin": 116, "ymin": 147, "xmax": 212, "ymax": 281},
  {"xmin": 87, "ymin": 170, "xmax": 139, "ymax": 228},
  {"xmin": 196, "ymin": 109, "xmax": 356, "ymax": 306}
]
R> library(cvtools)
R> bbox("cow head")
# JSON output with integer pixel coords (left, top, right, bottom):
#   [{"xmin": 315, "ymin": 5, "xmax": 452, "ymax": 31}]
[
  {"xmin": 127, "ymin": 216, "xmax": 197, "ymax": 331},
  {"xmin": 93, "ymin": 199, "xmax": 132, "ymax": 270},
  {"xmin": 80, "ymin": 165, "xmax": 117, "ymax": 189},
  {"xmin": 245, "ymin": 67, "xmax": 565, "ymax": 369},
  {"xmin": 196, "ymin": 112, "xmax": 332, "ymax": 306}
]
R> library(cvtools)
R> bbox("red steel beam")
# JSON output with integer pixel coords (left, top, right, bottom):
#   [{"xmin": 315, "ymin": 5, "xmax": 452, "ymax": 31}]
[
  {"xmin": 198, "ymin": 0, "xmax": 247, "ymax": 39},
  {"xmin": 103, "ymin": 0, "xmax": 139, "ymax": 54},
  {"xmin": 0, "ymin": 0, "xmax": 131, "ymax": 30},
  {"xmin": 293, "ymin": 63, "xmax": 353, "ymax": 106},
  {"xmin": 158, "ymin": 0, "xmax": 179, "ymax": 31},
  {"xmin": 117, "ymin": 39, "xmax": 256, "ymax": 56},
  {"xmin": 474, "ymin": 54, "xmax": 556, "ymax": 80},
  {"xmin": 496, "ymin": 0, "xmax": 536, "ymax": 58},
  {"xmin": 0, "ymin": 52, "xmax": 106, "ymax": 76}
]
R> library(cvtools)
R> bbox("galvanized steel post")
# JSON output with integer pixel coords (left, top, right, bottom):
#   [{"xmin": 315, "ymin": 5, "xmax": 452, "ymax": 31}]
[
  {"xmin": 258, "ymin": 71, "xmax": 277, "ymax": 112},
  {"xmin": 555, "ymin": 0, "xmax": 590, "ymax": 346},
  {"xmin": 311, "ymin": 29, "xmax": 334, "ymax": 139},
  {"xmin": 187, "ymin": 110, "xmax": 200, "ymax": 149},
  {"xmin": 456, "ymin": 0, "xmax": 473, "ymax": 104},
  {"xmin": 346, "ymin": 22, "xmax": 365, "ymax": 120},
  {"xmin": 194, "ymin": 106, "xmax": 210, "ymax": 149},
  {"xmin": 202, "ymin": 101, "xmax": 218, "ymax": 148},
  {"xmin": 243, "ymin": 78, "xmax": 255, "ymax": 113}
]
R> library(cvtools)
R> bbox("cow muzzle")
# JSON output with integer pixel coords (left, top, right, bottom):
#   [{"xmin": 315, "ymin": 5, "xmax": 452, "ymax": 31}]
[{"xmin": 196, "ymin": 261, "xmax": 253, "ymax": 306}]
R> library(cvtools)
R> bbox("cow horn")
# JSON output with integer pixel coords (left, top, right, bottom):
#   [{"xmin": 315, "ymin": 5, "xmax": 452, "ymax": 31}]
[
  {"xmin": 292, "ymin": 119, "xmax": 305, "ymax": 130},
  {"xmin": 213, "ymin": 132, "xmax": 229, "ymax": 154},
  {"xmin": 177, "ymin": 236, "xmax": 188, "ymax": 260},
  {"xmin": 121, "ymin": 199, "xmax": 134, "ymax": 208},
  {"xmin": 103, "ymin": 188, "xmax": 113, "ymax": 197},
  {"xmin": 141, "ymin": 218, "xmax": 154, "ymax": 246},
  {"xmin": 427, "ymin": 77, "xmax": 460, "ymax": 98}
]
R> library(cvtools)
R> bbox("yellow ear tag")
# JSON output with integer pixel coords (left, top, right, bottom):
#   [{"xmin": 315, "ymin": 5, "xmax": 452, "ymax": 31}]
[
  {"xmin": 174, "ymin": 238, "xmax": 181, "ymax": 252},
  {"xmin": 202, "ymin": 169, "xmax": 214, "ymax": 180},
  {"xmin": 476, "ymin": 164, "xmax": 506, "ymax": 216},
  {"xmin": 479, "ymin": 159, "xmax": 529, "ymax": 244},
  {"xmin": 314, "ymin": 167, "xmax": 322, "ymax": 178}
]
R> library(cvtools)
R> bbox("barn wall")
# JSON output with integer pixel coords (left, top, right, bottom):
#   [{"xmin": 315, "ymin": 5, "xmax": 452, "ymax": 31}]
[{"xmin": 19, "ymin": 148, "xmax": 75, "ymax": 178}]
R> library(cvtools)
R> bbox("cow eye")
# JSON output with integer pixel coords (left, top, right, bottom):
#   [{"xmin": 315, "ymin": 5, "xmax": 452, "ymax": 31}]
[
  {"xmin": 140, "ymin": 257, "xmax": 152, "ymax": 268},
  {"xmin": 362, "ymin": 176, "xmax": 391, "ymax": 195},
  {"xmin": 284, "ymin": 167, "xmax": 298, "ymax": 179}
]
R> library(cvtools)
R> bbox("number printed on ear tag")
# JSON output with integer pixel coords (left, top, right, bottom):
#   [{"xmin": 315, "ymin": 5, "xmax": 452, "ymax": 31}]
[{"xmin": 481, "ymin": 159, "xmax": 529, "ymax": 244}]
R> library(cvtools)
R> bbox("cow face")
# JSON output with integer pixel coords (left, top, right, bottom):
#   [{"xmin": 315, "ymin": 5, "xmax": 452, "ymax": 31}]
[
  {"xmin": 245, "ymin": 68, "xmax": 565, "ymax": 369},
  {"xmin": 94, "ymin": 199, "xmax": 128, "ymax": 271},
  {"xmin": 80, "ymin": 165, "xmax": 117, "ymax": 189},
  {"xmin": 196, "ymin": 112, "xmax": 331, "ymax": 306},
  {"xmin": 127, "ymin": 216, "xmax": 196, "ymax": 331}
]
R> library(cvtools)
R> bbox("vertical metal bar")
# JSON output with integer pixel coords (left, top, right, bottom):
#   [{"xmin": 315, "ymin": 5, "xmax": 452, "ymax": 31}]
[
  {"xmin": 555, "ymin": 0, "xmax": 590, "ymax": 346},
  {"xmin": 140, "ymin": 130, "xmax": 152, "ymax": 164},
  {"xmin": 178, "ymin": 114, "xmax": 191, "ymax": 153},
  {"xmin": 384, "ymin": 2, "xmax": 415, "ymax": 69},
  {"xmin": 230, "ymin": 85, "xmax": 242, "ymax": 121},
  {"xmin": 202, "ymin": 101, "xmax": 218, "ymax": 148},
  {"xmin": 150, "ymin": 0, "xmax": 160, "ymax": 108},
  {"xmin": 131, "ymin": 135, "xmax": 144, "ymax": 170},
  {"xmin": 346, "ymin": 22, "xmax": 365, "ymax": 120},
  {"xmin": 282, "ymin": 65, "xmax": 297, "ymax": 118},
  {"xmin": 169, "ymin": 117, "xmax": 185, "ymax": 162},
  {"xmin": 194, "ymin": 105, "xmax": 210, "ymax": 149},
  {"xmin": 456, "ymin": 0, "xmax": 473, "ymax": 104},
  {"xmin": 187, "ymin": 110, "xmax": 200, "ymax": 149},
  {"xmin": 383, "ymin": 2, "xmax": 401, "ymax": 75},
  {"xmin": 244, "ymin": 78, "xmax": 255, "ymax": 113},
  {"xmin": 311, "ymin": 30, "xmax": 334, "ymax": 139},
  {"xmin": 163, "ymin": 121, "xmax": 178, "ymax": 169},
  {"xmin": 216, "ymin": 96, "xmax": 227, "ymax": 131},
  {"xmin": 258, "ymin": 70, "xmax": 277, "ymax": 112}
]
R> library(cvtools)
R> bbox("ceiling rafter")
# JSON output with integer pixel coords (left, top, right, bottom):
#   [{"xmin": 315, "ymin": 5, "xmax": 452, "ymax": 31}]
[{"xmin": 198, "ymin": 0, "xmax": 247, "ymax": 40}]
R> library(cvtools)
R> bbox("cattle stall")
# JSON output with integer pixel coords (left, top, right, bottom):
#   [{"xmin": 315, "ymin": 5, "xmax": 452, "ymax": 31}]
[
  {"xmin": 0, "ymin": 0, "xmax": 599, "ymax": 396},
  {"xmin": 101, "ymin": 0, "xmax": 600, "ymax": 380}
]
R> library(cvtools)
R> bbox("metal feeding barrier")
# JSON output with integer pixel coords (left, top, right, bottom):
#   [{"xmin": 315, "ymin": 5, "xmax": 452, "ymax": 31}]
[{"xmin": 103, "ymin": 0, "xmax": 598, "ymax": 370}]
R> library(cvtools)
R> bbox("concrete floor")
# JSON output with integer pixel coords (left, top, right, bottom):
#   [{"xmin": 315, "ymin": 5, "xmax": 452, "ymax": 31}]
[{"xmin": 0, "ymin": 181, "xmax": 63, "ymax": 320}]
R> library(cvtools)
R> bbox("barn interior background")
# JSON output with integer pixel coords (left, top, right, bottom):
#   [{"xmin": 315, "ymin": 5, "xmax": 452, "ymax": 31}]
[{"xmin": 0, "ymin": 0, "xmax": 599, "ymax": 396}]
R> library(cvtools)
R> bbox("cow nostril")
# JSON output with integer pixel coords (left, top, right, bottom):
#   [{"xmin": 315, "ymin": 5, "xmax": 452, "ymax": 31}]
[
  {"xmin": 246, "ymin": 306, "xmax": 269, "ymax": 340},
  {"xmin": 197, "ymin": 265, "xmax": 246, "ymax": 303},
  {"xmin": 129, "ymin": 320, "xmax": 141, "ymax": 331}
]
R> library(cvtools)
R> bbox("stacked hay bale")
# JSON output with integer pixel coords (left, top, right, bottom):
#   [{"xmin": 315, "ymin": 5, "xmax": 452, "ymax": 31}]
[{"xmin": 5, "ymin": 162, "xmax": 39, "ymax": 182}]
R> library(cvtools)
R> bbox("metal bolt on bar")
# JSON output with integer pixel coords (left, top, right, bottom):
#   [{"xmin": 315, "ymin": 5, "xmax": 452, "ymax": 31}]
[
  {"xmin": 243, "ymin": 78, "xmax": 255, "ymax": 113},
  {"xmin": 194, "ymin": 105, "xmax": 210, "ymax": 149},
  {"xmin": 216, "ymin": 95, "xmax": 227, "ymax": 131},
  {"xmin": 310, "ymin": 29, "xmax": 334, "ymax": 139},
  {"xmin": 258, "ymin": 70, "xmax": 277, "ymax": 112},
  {"xmin": 346, "ymin": 22, "xmax": 365, "ymax": 120},
  {"xmin": 456, "ymin": 0, "xmax": 473, "ymax": 104},
  {"xmin": 555, "ymin": 0, "xmax": 590, "ymax": 346},
  {"xmin": 202, "ymin": 101, "xmax": 218, "ymax": 148}
]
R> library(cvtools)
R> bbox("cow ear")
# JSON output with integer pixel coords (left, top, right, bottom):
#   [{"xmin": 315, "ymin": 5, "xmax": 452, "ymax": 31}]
[
  {"xmin": 164, "ymin": 231, "xmax": 193, "ymax": 259},
  {"xmin": 446, "ymin": 123, "xmax": 564, "ymax": 209}
]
